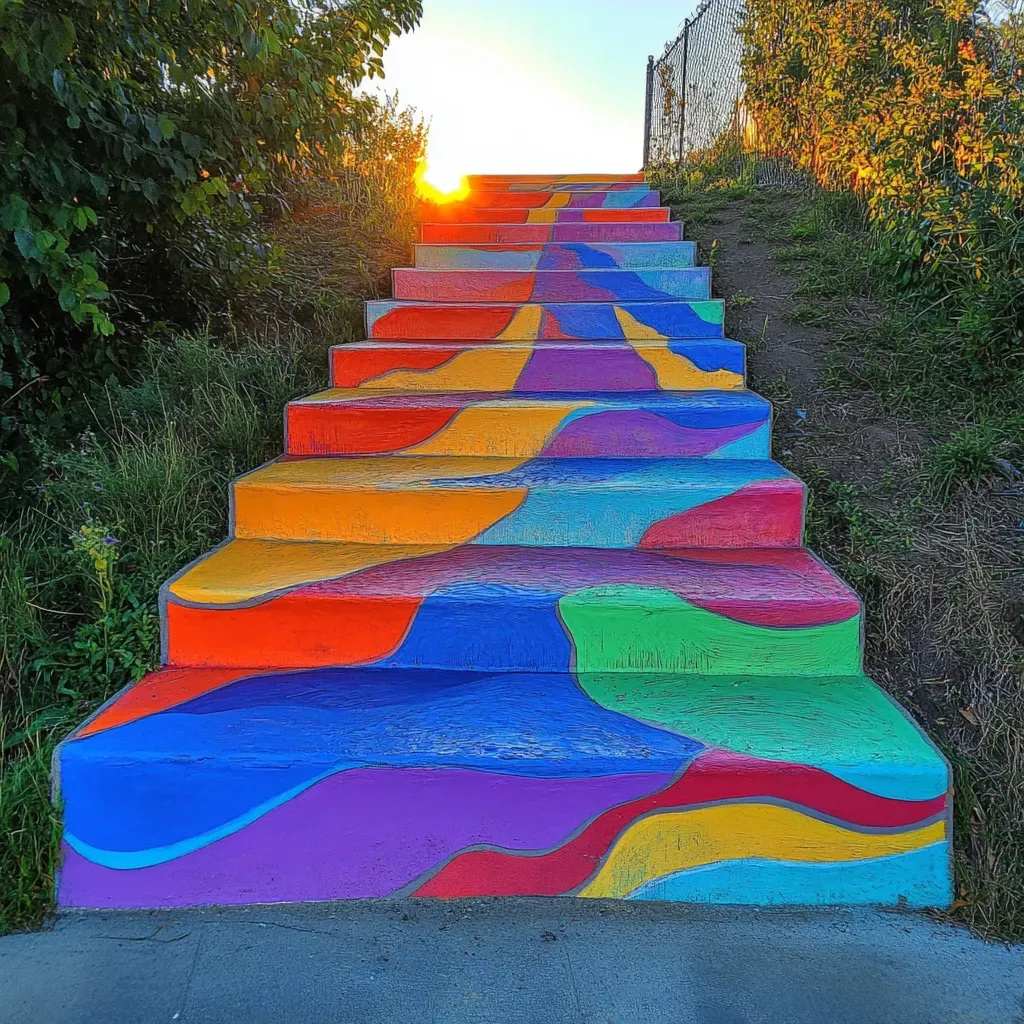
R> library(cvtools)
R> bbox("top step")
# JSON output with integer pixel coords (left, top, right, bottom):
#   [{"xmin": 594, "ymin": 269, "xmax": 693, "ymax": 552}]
[{"xmin": 467, "ymin": 174, "xmax": 646, "ymax": 191}]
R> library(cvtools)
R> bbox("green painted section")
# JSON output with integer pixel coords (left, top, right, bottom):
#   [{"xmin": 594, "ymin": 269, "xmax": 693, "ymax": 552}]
[
  {"xmin": 559, "ymin": 586, "xmax": 863, "ymax": 676},
  {"xmin": 574, "ymin": 671, "xmax": 949, "ymax": 801},
  {"xmin": 692, "ymin": 300, "xmax": 725, "ymax": 326}
]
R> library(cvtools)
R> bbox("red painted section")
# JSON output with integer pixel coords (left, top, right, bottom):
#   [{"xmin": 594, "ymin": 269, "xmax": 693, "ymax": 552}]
[
  {"xmin": 165, "ymin": 595, "xmax": 422, "ymax": 668},
  {"xmin": 331, "ymin": 346, "xmax": 462, "ymax": 387},
  {"xmin": 286, "ymin": 403, "xmax": 460, "ymax": 455},
  {"xmin": 413, "ymin": 748, "xmax": 947, "ymax": 898},
  {"xmin": 640, "ymin": 480, "xmax": 805, "ymax": 549},
  {"xmin": 369, "ymin": 304, "xmax": 517, "ymax": 340}
]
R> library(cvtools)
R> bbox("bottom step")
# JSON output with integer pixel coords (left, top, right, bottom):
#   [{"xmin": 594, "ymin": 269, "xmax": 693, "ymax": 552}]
[{"xmin": 57, "ymin": 669, "xmax": 951, "ymax": 909}]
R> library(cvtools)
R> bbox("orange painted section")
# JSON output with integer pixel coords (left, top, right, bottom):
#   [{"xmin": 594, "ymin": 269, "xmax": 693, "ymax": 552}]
[{"xmin": 165, "ymin": 595, "xmax": 423, "ymax": 668}]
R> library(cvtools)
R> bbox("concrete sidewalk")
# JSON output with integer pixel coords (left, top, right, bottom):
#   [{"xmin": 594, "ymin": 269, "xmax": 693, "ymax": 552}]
[{"xmin": 1, "ymin": 901, "xmax": 1021, "ymax": 1024}]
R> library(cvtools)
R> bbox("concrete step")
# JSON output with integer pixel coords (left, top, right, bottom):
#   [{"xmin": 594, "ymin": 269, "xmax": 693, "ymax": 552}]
[
  {"xmin": 57, "ymin": 668, "xmax": 950, "ymax": 908},
  {"xmin": 392, "ymin": 268, "xmax": 711, "ymax": 303},
  {"xmin": 284, "ymin": 389, "xmax": 770, "ymax": 458},
  {"xmin": 231, "ymin": 457, "xmax": 805, "ymax": 548},
  {"xmin": 160, "ymin": 543, "xmax": 864, "ymax": 671},
  {"xmin": 329, "ymin": 340, "xmax": 745, "ymax": 392},
  {"xmin": 418, "ymin": 207, "xmax": 671, "ymax": 224},
  {"xmin": 425, "ymin": 189, "xmax": 660, "ymax": 209},
  {"xmin": 467, "ymin": 173, "xmax": 646, "ymax": 189},
  {"xmin": 365, "ymin": 300, "xmax": 724, "ymax": 341},
  {"xmin": 421, "ymin": 223, "xmax": 684, "ymax": 244},
  {"xmin": 414, "ymin": 241, "xmax": 697, "ymax": 270}
]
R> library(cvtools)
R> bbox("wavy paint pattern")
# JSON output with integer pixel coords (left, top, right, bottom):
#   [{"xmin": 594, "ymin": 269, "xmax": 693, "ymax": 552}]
[
  {"xmin": 365, "ymin": 300, "xmax": 725, "ymax": 341},
  {"xmin": 232, "ymin": 457, "xmax": 802, "ymax": 548},
  {"xmin": 392, "ymin": 268, "xmax": 711, "ymax": 303},
  {"xmin": 55, "ymin": 172, "xmax": 952, "ymax": 910},
  {"xmin": 413, "ymin": 242, "xmax": 699, "ymax": 270},
  {"xmin": 59, "ymin": 672, "xmax": 949, "ymax": 907},
  {"xmin": 421, "ymin": 189, "xmax": 659, "ymax": 211},
  {"xmin": 329, "ymin": 340, "xmax": 743, "ymax": 393},
  {"xmin": 420, "ymin": 223, "xmax": 685, "ymax": 244}
]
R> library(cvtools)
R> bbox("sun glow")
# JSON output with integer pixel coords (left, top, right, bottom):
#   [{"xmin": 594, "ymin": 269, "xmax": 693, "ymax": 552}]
[{"xmin": 415, "ymin": 159, "xmax": 471, "ymax": 204}]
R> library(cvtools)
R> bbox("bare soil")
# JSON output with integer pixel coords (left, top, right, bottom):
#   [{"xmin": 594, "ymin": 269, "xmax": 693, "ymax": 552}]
[{"xmin": 678, "ymin": 191, "xmax": 1024, "ymax": 938}]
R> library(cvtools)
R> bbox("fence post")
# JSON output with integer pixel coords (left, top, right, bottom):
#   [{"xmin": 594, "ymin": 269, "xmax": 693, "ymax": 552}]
[
  {"xmin": 678, "ymin": 20, "xmax": 690, "ymax": 164},
  {"xmin": 643, "ymin": 55, "xmax": 654, "ymax": 170}
]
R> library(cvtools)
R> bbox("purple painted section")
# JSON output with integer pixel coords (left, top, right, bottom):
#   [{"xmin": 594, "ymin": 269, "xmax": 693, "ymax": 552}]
[
  {"xmin": 541, "ymin": 414, "xmax": 760, "ymax": 458},
  {"xmin": 58, "ymin": 767, "xmax": 671, "ymax": 908},
  {"xmin": 516, "ymin": 347, "xmax": 658, "ymax": 392}
]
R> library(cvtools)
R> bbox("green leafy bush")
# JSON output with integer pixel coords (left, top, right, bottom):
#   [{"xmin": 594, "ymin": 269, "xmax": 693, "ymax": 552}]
[{"xmin": 0, "ymin": 0, "xmax": 422, "ymax": 473}]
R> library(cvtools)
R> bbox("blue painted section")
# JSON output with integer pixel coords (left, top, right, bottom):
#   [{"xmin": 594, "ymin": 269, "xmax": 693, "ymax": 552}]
[
  {"xmin": 709, "ymin": 423, "xmax": 773, "ymax": 459},
  {"xmin": 61, "ymin": 668, "xmax": 703, "ymax": 860},
  {"xmin": 667, "ymin": 340, "xmax": 744, "ymax": 374},
  {"xmin": 377, "ymin": 583, "xmax": 573, "ymax": 671},
  {"xmin": 628, "ymin": 845, "xmax": 954, "ymax": 908}
]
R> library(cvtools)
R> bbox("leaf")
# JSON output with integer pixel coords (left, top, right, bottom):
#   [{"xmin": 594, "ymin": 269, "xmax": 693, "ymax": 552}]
[
  {"xmin": 14, "ymin": 227, "xmax": 36, "ymax": 259},
  {"xmin": 141, "ymin": 178, "xmax": 159, "ymax": 203},
  {"xmin": 0, "ymin": 282, "xmax": 9, "ymax": 307},
  {"xmin": 66, "ymin": 111, "xmax": 81, "ymax": 129},
  {"xmin": 959, "ymin": 707, "xmax": 979, "ymax": 726},
  {"xmin": 1, "ymin": 195, "xmax": 30, "ymax": 230},
  {"xmin": 157, "ymin": 114, "xmax": 176, "ymax": 140},
  {"xmin": 58, "ymin": 285, "xmax": 78, "ymax": 312},
  {"xmin": 179, "ymin": 131, "xmax": 203, "ymax": 158},
  {"xmin": 89, "ymin": 174, "xmax": 108, "ymax": 198}
]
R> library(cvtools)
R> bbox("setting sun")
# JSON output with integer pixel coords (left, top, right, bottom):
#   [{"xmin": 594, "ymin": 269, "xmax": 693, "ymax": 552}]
[{"xmin": 415, "ymin": 160, "xmax": 470, "ymax": 204}]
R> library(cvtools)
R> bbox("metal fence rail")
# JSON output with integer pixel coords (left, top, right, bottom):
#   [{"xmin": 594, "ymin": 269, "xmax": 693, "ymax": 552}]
[{"xmin": 643, "ymin": 0, "xmax": 804, "ymax": 186}]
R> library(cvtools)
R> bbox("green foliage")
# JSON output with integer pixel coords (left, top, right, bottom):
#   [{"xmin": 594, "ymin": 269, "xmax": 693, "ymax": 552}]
[{"xmin": 0, "ymin": 0, "xmax": 422, "ymax": 480}]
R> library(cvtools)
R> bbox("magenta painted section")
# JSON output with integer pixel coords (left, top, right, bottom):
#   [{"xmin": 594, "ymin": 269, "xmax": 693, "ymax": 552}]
[{"xmin": 57, "ymin": 767, "xmax": 672, "ymax": 906}]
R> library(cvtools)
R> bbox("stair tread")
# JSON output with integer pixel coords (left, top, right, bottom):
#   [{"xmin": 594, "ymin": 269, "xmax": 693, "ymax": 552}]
[
  {"xmin": 413, "ymin": 241, "xmax": 698, "ymax": 270},
  {"xmin": 392, "ymin": 267, "xmax": 711, "ymax": 302},
  {"xmin": 290, "ymin": 388, "xmax": 766, "ymax": 407},
  {"xmin": 238, "ymin": 456, "xmax": 797, "ymax": 491},
  {"xmin": 167, "ymin": 540, "xmax": 858, "ymax": 609}
]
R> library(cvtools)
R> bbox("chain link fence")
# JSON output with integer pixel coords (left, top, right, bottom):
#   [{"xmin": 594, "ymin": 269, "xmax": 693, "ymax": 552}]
[{"xmin": 643, "ymin": 0, "xmax": 805, "ymax": 186}]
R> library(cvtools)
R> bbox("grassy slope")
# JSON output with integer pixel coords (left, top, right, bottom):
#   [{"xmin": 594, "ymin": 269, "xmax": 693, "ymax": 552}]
[{"xmin": 660, "ymin": 177, "xmax": 1023, "ymax": 940}]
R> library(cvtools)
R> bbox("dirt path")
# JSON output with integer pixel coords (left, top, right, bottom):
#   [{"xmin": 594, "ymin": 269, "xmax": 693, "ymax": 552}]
[{"xmin": 678, "ymin": 190, "xmax": 1024, "ymax": 937}]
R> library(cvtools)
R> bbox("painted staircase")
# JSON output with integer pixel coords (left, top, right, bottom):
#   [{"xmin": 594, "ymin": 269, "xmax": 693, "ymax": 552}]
[{"xmin": 55, "ymin": 173, "xmax": 953, "ymax": 909}]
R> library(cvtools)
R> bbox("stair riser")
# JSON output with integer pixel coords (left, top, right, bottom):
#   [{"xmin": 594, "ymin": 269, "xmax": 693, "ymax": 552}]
[
  {"xmin": 163, "ymin": 591, "xmax": 863, "ymax": 674},
  {"xmin": 413, "ymin": 242, "xmax": 697, "ymax": 270},
  {"xmin": 365, "ymin": 301, "xmax": 725, "ymax": 341},
  {"xmin": 329, "ymin": 341, "xmax": 745, "ymax": 392},
  {"xmin": 392, "ymin": 269, "xmax": 711, "ymax": 303},
  {"xmin": 420, "ymin": 207, "xmax": 671, "ymax": 224},
  {"xmin": 423, "ymin": 190, "xmax": 659, "ymax": 210},
  {"xmin": 284, "ymin": 403, "xmax": 771, "ymax": 458},
  {"xmin": 231, "ymin": 478, "xmax": 806, "ymax": 548},
  {"xmin": 421, "ymin": 224, "xmax": 684, "ymax": 243}
]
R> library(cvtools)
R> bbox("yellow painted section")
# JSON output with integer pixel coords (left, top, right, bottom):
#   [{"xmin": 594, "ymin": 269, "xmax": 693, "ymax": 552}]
[
  {"xmin": 237, "ymin": 457, "xmax": 530, "ymax": 489},
  {"xmin": 169, "ymin": 540, "xmax": 453, "ymax": 605},
  {"xmin": 235, "ymin": 482, "xmax": 525, "ymax": 544},
  {"xmin": 498, "ymin": 305, "xmax": 543, "ymax": 341},
  {"xmin": 542, "ymin": 193, "xmax": 572, "ymax": 209},
  {"xmin": 636, "ymin": 344, "xmax": 744, "ymax": 390},
  {"xmin": 613, "ymin": 306, "xmax": 669, "ymax": 341},
  {"xmin": 580, "ymin": 804, "xmax": 946, "ymax": 898},
  {"xmin": 526, "ymin": 209, "xmax": 559, "ymax": 223},
  {"xmin": 408, "ymin": 402, "xmax": 584, "ymax": 457},
  {"xmin": 367, "ymin": 346, "xmax": 532, "ymax": 392}
]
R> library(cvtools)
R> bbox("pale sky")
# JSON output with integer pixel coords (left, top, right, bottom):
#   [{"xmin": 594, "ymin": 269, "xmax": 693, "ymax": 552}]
[{"xmin": 370, "ymin": 0, "xmax": 697, "ymax": 185}]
